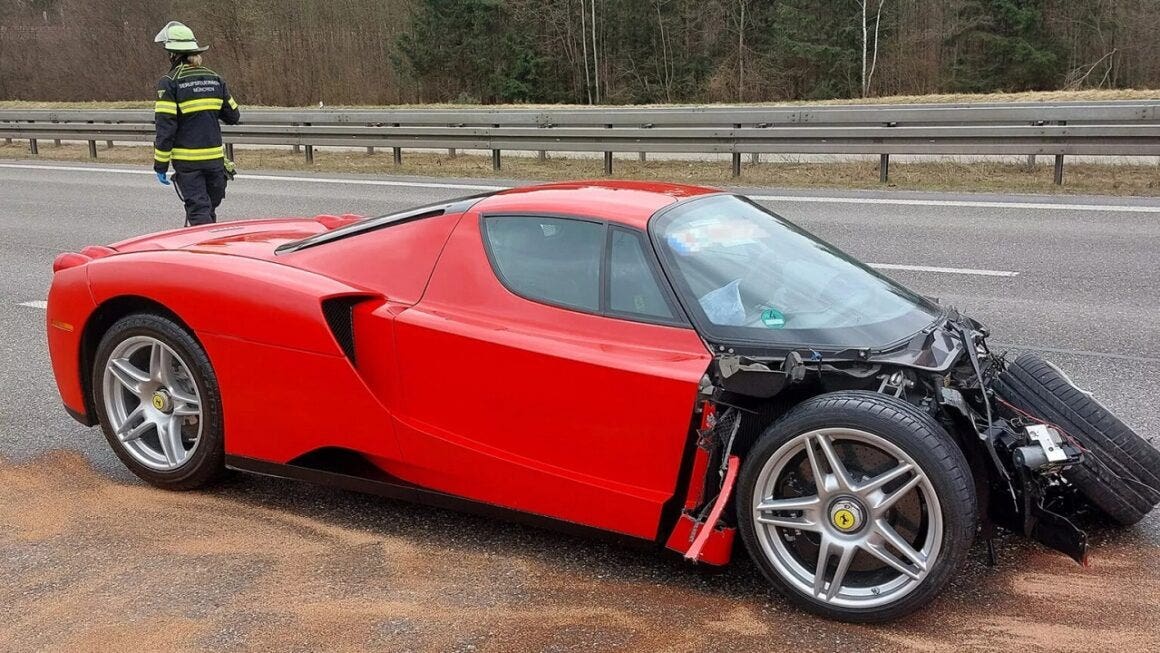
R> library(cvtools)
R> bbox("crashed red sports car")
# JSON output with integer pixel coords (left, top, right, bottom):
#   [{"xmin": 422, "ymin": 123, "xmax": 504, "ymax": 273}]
[{"xmin": 47, "ymin": 181, "xmax": 1159, "ymax": 622}]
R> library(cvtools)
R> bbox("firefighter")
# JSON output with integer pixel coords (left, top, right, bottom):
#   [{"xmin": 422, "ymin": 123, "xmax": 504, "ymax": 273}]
[{"xmin": 152, "ymin": 21, "xmax": 240, "ymax": 226}]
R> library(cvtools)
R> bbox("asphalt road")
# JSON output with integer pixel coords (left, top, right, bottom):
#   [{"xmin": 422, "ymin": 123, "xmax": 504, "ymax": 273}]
[{"xmin": 1, "ymin": 161, "xmax": 1158, "ymax": 651}]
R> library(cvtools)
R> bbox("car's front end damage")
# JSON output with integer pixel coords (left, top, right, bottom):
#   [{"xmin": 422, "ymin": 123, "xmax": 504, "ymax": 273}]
[
  {"xmin": 670, "ymin": 307, "xmax": 1091, "ymax": 567},
  {"xmin": 646, "ymin": 194, "xmax": 1153, "ymax": 597}
]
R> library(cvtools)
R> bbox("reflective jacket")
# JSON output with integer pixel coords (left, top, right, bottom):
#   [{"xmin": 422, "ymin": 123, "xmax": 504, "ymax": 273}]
[{"xmin": 153, "ymin": 64, "xmax": 240, "ymax": 174}]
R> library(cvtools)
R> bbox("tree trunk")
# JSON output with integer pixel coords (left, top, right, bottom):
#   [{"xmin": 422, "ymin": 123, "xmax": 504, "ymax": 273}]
[{"xmin": 861, "ymin": 1, "xmax": 868, "ymax": 97}]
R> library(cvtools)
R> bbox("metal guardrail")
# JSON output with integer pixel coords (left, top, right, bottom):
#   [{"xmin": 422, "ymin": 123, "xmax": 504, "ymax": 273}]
[{"xmin": 2, "ymin": 101, "xmax": 1159, "ymax": 183}]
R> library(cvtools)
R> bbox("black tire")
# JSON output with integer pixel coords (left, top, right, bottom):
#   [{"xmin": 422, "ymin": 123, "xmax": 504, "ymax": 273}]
[
  {"xmin": 736, "ymin": 391, "xmax": 976, "ymax": 623},
  {"xmin": 993, "ymin": 354, "xmax": 1160, "ymax": 526},
  {"xmin": 92, "ymin": 312, "xmax": 225, "ymax": 490}
]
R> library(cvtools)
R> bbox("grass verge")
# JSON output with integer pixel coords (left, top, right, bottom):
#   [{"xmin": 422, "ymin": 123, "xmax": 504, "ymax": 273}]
[
  {"xmin": 2, "ymin": 142, "xmax": 1158, "ymax": 196},
  {"xmin": 1, "ymin": 89, "xmax": 1157, "ymax": 111}
]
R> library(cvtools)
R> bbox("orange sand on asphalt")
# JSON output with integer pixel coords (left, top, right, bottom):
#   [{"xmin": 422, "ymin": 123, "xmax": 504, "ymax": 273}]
[{"xmin": 1, "ymin": 451, "xmax": 1156, "ymax": 652}]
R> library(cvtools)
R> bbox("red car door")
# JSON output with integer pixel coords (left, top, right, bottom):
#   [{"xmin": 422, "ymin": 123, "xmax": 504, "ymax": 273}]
[{"xmin": 390, "ymin": 212, "xmax": 712, "ymax": 539}]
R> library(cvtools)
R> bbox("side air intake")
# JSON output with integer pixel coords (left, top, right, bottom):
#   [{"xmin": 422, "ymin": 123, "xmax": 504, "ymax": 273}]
[{"xmin": 321, "ymin": 296, "xmax": 362, "ymax": 364}]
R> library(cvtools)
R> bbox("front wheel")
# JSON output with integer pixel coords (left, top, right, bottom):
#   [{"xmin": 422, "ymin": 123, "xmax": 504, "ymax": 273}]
[
  {"xmin": 91, "ymin": 312, "xmax": 225, "ymax": 490},
  {"xmin": 736, "ymin": 391, "xmax": 977, "ymax": 622}
]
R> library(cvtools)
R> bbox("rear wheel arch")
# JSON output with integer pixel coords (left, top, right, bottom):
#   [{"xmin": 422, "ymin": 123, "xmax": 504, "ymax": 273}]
[{"xmin": 79, "ymin": 296, "xmax": 197, "ymax": 420}]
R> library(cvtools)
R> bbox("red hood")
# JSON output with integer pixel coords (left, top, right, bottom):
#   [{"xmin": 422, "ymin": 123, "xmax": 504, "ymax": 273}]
[{"xmin": 110, "ymin": 215, "xmax": 361, "ymax": 261}]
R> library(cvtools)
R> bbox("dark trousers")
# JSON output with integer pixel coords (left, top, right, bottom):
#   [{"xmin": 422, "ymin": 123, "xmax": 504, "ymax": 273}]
[{"xmin": 173, "ymin": 166, "xmax": 227, "ymax": 226}]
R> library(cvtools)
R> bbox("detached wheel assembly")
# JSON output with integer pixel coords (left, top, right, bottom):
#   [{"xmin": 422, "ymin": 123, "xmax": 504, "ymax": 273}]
[
  {"xmin": 736, "ymin": 391, "xmax": 976, "ymax": 622},
  {"xmin": 994, "ymin": 354, "xmax": 1160, "ymax": 525}
]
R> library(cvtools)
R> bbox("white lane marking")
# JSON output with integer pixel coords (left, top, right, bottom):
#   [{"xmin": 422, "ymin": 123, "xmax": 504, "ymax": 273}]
[
  {"xmin": 3, "ymin": 162, "xmax": 1160, "ymax": 212},
  {"xmin": 18, "ymin": 300, "xmax": 48, "ymax": 309},
  {"xmin": 868, "ymin": 263, "xmax": 1019, "ymax": 277},
  {"xmin": 749, "ymin": 194, "xmax": 1160, "ymax": 213},
  {"xmin": 991, "ymin": 343, "xmax": 1160, "ymax": 364},
  {"xmin": 0, "ymin": 163, "xmax": 155, "ymax": 176},
  {"xmin": 0, "ymin": 163, "xmax": 506, "ymax": 191},
  {"xmin": 232, "ymin": 172, "xmax": 504, "ymax": 191}
]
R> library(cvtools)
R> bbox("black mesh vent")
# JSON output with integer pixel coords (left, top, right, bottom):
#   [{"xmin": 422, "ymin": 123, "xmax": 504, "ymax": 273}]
[{"xmin": 321, "ymin": 297, "xmax": 359, "ymax": 364}]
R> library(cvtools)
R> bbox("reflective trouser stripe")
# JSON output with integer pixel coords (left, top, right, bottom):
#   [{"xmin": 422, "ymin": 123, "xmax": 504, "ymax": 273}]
[
  {"xmin": 154, "ymin": 149, "xmax": 172, "ymax": 163},
  {"xmin": 172, "ymin": 146, "xmax": 224, "ymax": 161}
]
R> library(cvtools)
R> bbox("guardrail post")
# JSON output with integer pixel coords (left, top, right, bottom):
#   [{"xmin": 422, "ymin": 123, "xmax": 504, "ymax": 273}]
[
  {"xmin": 304, "ymin": 122, "xmax": 313, "ymax": 164},
  {"xmin": 639, "ymin": 122, "xmax": 652, "ymax": 163},
  {"xmin": 1053, "ymin": 120, "xmax": 1066, "ymax": 185},
  {"xmin": 292, "ymin": 123, "xmax": 301, "ymax": 155},
  {"xmin": 392, "ymin": 123, "xmax": 402, "ymax": 164},
  {"xmin": 879, "ymin": 154, "xmax": 890, "ymax": 183},
  {"xmin": 731, "ymin": 124, "xmax": 742, "ymax": 177},
  {"xmin": 448, "ymin": 148, "xmax": 457, "ymax": 158},
  {"xmin": 225, "ymin": 143, "xmax": 235, "ymax": 161},
  {"xmin": 1026, "ymin": 154, "xmax": 1036, "ymax": 171},
  {"xmin": 492, "ymin": 124, "xmax": 501, "ymax": 171},
  {"xmin": 54, "ymin": 138, "xmax": 61, "ymax": 146},
  {"xmin": 750, "ymin": 153, "xmax": 760, "ymax": 164},
  {"xmin": 539, "ymin": 150, "xmax": 547, "ymax": 161},
  {"xmin": 83, "ymin": 120, "xmax": 96, "ymax": 159},
  {"xmin": 367, "ymin": 146, "xmax": 375, "ymax": 155},
  {"xmin": 603, "ymin": 124, "xmax": 613, "ymax": 176},
  {"xmin": 28, "ymin": 127, "xmax": 38, "ymax": 155}
]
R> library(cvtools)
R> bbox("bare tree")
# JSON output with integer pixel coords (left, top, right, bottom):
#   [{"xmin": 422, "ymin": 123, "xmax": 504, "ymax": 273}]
[
  {"xmin": 859, "ymin": 0, "xmax": 887, "ymax": 97},
  {"xmin": 590, "ymin": 0, "xmax": 600, "ymax": 103},
  {"xmin": 579, "ymin": 0, "xmax": 592, "ymax": 103},
  {"xmin": 737, "ymin": 0, "xmax": 746, "ymax": 101}
]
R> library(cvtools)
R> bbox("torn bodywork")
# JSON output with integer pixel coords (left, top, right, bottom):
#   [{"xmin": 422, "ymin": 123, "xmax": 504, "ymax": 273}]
[
  {"xmin": 665, "ymin": 402, "xmax": 740, "ymax": 565},
  {"xmin": 675, "ymin": 307, "xmax": 1092, "ymax": 565}
]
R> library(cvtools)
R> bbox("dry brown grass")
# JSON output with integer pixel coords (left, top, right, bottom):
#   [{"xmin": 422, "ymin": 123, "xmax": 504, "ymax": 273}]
[
  {"xmin": 3, "ymin": 141, "xmax": 1158, "ymax": 196},
  {"xmin": 1, "ymin": 88, "xmax": 1157, "ymax": 111}
]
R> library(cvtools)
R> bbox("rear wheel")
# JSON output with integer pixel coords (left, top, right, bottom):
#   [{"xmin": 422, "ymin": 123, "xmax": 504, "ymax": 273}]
[
  {"xmin": 994, "ymin": 354, "xmax": 1160, "ymax": 526},
  {"xmin": 91, "ymin": 313, "xmax": 224, "ymax": 490},
  {"xmin": 737, "ymin": 391, "xmax": 976, "ymax": 622}
]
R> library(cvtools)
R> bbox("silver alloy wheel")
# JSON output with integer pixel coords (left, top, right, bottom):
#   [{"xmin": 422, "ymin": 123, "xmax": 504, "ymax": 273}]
[
  {"xmin": 102, "ymin": 335, "xmax": 203, "ymax": 471},
  {"xmin": 751, "ymin": 427, "xmax": 942, "ymax": 609}
]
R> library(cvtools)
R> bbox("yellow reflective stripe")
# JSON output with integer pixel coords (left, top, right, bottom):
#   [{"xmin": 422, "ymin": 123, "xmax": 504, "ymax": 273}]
[
  {"xmin": 171, "ymin": 146, "xmax": 224, "ymax": 161},
  {"xmin": 154, "ymin": 149, "xmax": 172, "ymax": 162},
  {"xmin": 154, "ymin": 101, "xmax": 177, "ymax": 115},
  {"xmin": 227, "ymin": 96, "xmax": 239, "ymax": 110},
  {"xmin": 177, "ymin": 98, "xmax": 224, "ymax": 113},
  {"xmin": 179, "ymin": 98, "xmax": 223, "ymax": 108}
]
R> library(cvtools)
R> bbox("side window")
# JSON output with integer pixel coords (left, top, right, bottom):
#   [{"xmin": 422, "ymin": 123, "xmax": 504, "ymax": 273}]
[
  {"xmin": 608, "ymin": 228, "xmax": 675, "ymax": 320},
  {"xmin": 483, "ymin": 216, "xmax": 603, "ymax": 312}
]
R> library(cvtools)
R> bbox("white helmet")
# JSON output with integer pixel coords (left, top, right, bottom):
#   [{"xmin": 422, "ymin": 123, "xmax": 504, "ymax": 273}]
[{"xmin": 154, "ymin": 21, "xmax": 208, "ymax": 53}]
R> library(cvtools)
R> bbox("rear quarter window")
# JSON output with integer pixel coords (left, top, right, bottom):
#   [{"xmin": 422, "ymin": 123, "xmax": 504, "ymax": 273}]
[{"xmin": 483, "ymin": 216, "xmax": 604, "ymax": 312}]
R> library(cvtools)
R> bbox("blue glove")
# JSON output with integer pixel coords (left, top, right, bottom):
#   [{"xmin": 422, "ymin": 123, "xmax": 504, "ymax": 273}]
[{"xmin": 155, "ymin": 171, "xmax": 171, "ymax": 186}]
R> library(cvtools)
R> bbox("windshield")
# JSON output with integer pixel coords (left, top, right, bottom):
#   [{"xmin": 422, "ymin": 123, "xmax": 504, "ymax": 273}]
[{"xmin": 651, "ymin": 195, "xmax": 941, "ymax": 350}]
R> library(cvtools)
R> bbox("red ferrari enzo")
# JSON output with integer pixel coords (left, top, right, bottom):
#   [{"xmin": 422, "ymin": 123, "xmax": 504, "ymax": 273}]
[{"xmin": 47, "ymin": 181, "xmax": 1158, "ymax": 622}]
